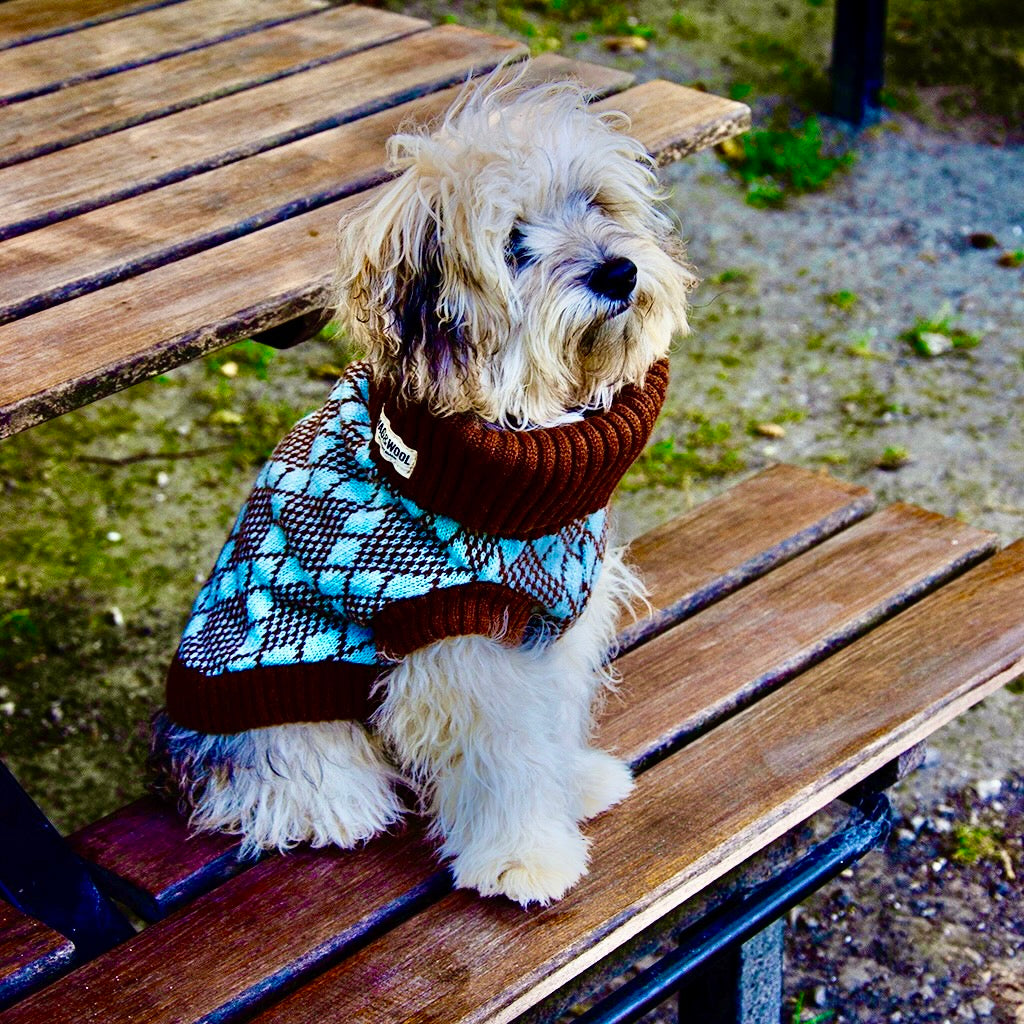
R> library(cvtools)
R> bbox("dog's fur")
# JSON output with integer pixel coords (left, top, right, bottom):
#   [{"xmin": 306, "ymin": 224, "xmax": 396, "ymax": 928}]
[{"xmin": 154, "ymin": 68, "xmax": 695, "ymax": 906}]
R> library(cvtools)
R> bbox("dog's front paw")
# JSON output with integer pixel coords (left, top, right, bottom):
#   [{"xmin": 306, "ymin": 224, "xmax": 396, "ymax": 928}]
[
  {"xmin": 576, "ymin": 748, "xmax": 634, "ymax": 821},
  {"xmin": 451, "ymin": 826, "xmax": 590, "ymax": 907}
]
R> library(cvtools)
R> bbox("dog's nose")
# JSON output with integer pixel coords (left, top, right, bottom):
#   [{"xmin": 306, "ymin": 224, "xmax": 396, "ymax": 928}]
[{"xmin": 586, "ymin": 257, "xmax": 637, "ymax": 302}]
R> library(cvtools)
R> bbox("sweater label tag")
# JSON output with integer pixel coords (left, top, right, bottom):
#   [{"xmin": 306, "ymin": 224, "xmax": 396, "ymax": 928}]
[{"xmin": 375, "ymin": 410, "xmax": 417, "ymax": 479}]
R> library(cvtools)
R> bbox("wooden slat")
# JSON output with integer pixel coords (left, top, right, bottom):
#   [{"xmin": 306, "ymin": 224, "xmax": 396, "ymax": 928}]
[
  {"xmin": 67, "ymin": 465, "xmax": 868, "ymax": 920},
  {"xmin": 5, "ymin": 502, "xmax": 1003, "ymax": 1023},
  {"xmin": 0, "ymin": 24, "xmax": 524, "ymax": 240},
  {"xmin": 611, "ymin": 503, "xmax": 996, "ymax": 768},
  {"xmin": 245, "ymin": 542, "xmax": 1024, "ymax": 1024},
  {"xmin": 0, "ymin": 81, "xmax": 749, "ymax": 438},
  {"xmin": 0, "ymin": 0, "xmax": 177, "ymax": 50},
  {"xmin": 0, "ymin": 903, "xmax": 73, "ymax": 1007},
  {"xmin": 0, "ymin": 54, "xmax": 626, "ymax": 324},
  {"xmin": 2, "ymin": 828, "xmax": 448, "ymax": 1023},
  {"xmin": 0, "ymin": 0, "xmax": 329, "ymax": 103},
  {"xmin": 0, "ymin": 6, "xmax": 429, "ymax": 168},
  {"xmin": 620, "ymin": 463, "xmax": 872, "ymax": 649},
  {"xmin": 68, "ymin": 796, "xmax": 243, "ymax": 921}
]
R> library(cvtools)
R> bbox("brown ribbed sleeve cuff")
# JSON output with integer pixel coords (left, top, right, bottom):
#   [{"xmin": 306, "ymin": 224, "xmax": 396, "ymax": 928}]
[
  {"xmin": 165, "ymin": 658, "xmax": 383, "ymax": 734},
  {"xmin": 372, "ymin": 583, "xmax": 537, "ymax": 659},
  {"xmin": 368, "ymin": 360, "xmax": 668, "ymax": 539}
]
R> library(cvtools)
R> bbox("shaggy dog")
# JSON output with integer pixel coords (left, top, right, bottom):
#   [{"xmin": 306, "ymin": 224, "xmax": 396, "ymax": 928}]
[{"xmin": 153, "ymin": 68, "xmax": 694, "ymax": 907}]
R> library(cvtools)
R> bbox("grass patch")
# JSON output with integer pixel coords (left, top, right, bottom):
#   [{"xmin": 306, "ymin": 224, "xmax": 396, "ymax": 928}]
[
  {"xmin": 887, "ymin": 0, "xmax": 1024, "ymax": 127},
  {"xmin": 718, "ymin": 117, "xmax": 854, "ymax": 208},
  {"xmin": 622, "ymin": 419, "xmax": 745, "ymax": 490}
]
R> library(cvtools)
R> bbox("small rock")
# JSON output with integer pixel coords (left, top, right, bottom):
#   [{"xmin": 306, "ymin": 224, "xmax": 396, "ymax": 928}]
[
  {"xmin": 813, "ymin": 985, "xmax": 829, "ymax": 1007},
  {"xmin": 106, "ymin": 531, "xmax": 122, "ymax": 543},
  {"xmin": 976, "ymin": 778, "xmax": 1002, "ymax": 800},
  {"xmin": 219, "ymin": 360, "xmax": 239, "ymax": 378},
  {"xmin": 108, "ymin": 606, "xmax": 125, "ymax": 628},
  {"xmin": 0, "ymin": 701, "xmax": 15, "ymax": 716},
  {"xmin": 915, "ymin": 330, "xmax": 954, "ymax": 356},
  {"xmin": 973, "ymin": 997, "xmax": 995, "ymax": 1017},
  {"xmin": 754, "ymin": 422, "xmax": 786, "ymax": 439},
  {"xmin": 156, "ymin": 471, "xmax": 170, "ymax": 488}
]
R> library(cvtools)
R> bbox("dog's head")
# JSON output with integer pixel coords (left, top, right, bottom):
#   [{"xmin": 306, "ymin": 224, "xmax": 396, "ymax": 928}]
[{"xmin": 334, "ymin": 67, "xmax": 696, "ymax": 428}]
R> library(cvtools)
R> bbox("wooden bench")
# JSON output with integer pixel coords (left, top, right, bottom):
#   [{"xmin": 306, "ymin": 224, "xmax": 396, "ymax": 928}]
[
  {"xmin": 1, "ymin": 2, "xmax": 1022, "ymax": 1021},
  {"xmin": 1, "ymin": 463, "xmax": 1022, "ymax": 1022}
]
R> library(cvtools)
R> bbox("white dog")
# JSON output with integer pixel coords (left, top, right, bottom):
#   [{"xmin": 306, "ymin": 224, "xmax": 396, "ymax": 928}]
[{"xmin": 153, "ymin": 68, "xmax": 694, "ymax": 906}]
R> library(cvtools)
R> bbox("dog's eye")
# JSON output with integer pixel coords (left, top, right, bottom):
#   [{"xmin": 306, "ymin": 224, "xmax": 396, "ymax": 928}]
[{"xmin": 505, "ymin": 226, "xmax": 534, "ymax": 272}]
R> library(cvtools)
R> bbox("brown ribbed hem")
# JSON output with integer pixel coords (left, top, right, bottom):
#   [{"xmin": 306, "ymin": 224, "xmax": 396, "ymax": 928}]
[
  {"xmin": 368, "ymin": 360, "xmax": 668, "ymax": 539},
  {"xmin": 372, "ymin": 583, "xmax": 538, "ymax": 660},
  {"xmin": 165, "ymin": 657, "xmax": 383, "ymax": 734}
]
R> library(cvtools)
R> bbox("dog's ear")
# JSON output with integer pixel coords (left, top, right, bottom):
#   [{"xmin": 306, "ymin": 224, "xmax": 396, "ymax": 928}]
[{"xmin": 334, "ymin": 167, "xmax": 471, "ymax": 392}]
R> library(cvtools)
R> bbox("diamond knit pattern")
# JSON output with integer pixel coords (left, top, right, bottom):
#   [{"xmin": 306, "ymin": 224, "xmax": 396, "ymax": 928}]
[{"xmin": 173, "ymin": 363, "xmax": 607, "ymax": 692}]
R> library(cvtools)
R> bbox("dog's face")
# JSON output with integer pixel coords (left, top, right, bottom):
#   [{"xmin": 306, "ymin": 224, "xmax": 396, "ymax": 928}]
[{"xmin": 335, "ymin": 71, "xmax": 695, "ymax": 427}]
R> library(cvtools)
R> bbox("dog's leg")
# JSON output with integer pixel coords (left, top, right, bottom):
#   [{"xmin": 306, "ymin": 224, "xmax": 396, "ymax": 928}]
[
  {"xmin": 550, "ymin": 545, "xmax": 642, "ymax": 822},
  {"xmin": 375, "ymin": 637, "xmax": 593, "ymax": 906},
  {"xmin": 152, "ymin": 714, "xmax": 404, "ymax": 857}
]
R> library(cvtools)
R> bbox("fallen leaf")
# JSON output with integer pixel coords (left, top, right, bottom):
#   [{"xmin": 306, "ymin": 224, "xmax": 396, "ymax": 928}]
[
  {"xmin": 603, "ymin": 35, "xmax": 647, "ymax": 52},
  {"xmin": 967, "ymin": 231, "xmax": 998, "ymax": 250}
]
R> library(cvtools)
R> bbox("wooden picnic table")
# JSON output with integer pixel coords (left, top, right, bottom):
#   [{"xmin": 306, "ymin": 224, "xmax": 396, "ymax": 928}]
[
  {"xmin": 1, "ymin": 3, "xmax": 1023, "ymax": 1024},
  {"xmin": 0, "ymin": 0, "xmax": 748, "ymax": 438}
]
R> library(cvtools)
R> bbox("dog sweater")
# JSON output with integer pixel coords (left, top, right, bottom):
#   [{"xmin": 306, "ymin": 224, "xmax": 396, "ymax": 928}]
[{"xmin": 166, "ymin": 359, "xmax": 668, "ymax": 734}]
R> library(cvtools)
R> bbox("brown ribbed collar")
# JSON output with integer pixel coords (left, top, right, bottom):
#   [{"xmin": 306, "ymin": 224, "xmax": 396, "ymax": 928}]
[{"xmin": 367, "ymin": 360, "xmax": 668, "ymax": 539}]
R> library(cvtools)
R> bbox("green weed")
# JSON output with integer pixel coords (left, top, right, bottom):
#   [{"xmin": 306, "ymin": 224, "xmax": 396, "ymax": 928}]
[
  {"xmin": 901, "ymin": 306, "xmax": 982, "ymax": 357},
  {"xmin": 790, "ymin": 991, "xmax": 835, "ymax": 1024},
  {"xmin": 949, "ymin": 820, "xmax": 1016, "ymax": 878},
  {"xmin": 824, "ymin": 290, "xmax": 858, "ymax": 311},
  {"xmin": 875, "ymin": 445, "xmax": 912, "ymax": 471},
  {"xmin": 719, "ymin": 118, "xmax": 854, "ymax": 208}
]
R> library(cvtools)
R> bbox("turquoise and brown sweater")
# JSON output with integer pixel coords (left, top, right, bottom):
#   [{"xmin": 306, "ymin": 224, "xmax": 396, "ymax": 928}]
[{"xmin": 166, "ymin": 359, "xmax": 668, "ymax": 734}]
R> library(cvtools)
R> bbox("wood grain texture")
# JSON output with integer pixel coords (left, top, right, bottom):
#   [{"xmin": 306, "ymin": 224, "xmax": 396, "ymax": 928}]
[
  {"xmin": 0, "ymin": 0, "xmax": 173, "ymax": 49},
  {"xmin": 595, "ymin": 80, "xmax": 751, "ymax": 167},
  {"xmin": 0, "ymin": 55, "xmax": 622, "ymax": 324},
  {"xmin": 0, "ymin": 0, "xmax": 328, "ymax": 103},
  {"xmin": 67, "ymin": 795, "xmax": 244, "ymax": 921},
  {"xmin": 619, "ymin": 464, "xmax": 873, "ymax": 650},
  {"xmin": 66, "ymin": 465, "xmax": 863, "ymax": 920},
  {"xmin": 0, "ymin": 25, "xmax": 523, "ymax": 239},
  {"xmin": 0, "ymin": 828, "xmax": 450, "ymax": 1023},
  {"xmin": 0, "ymin": 904, "xmax": 73, "ymax": 1008},
  {"xmin": 0, "ymin": 79, "xmax": 746, "ymax": 438},
  {"xmin": 0, "ymin": 6, "xmax": 429, "ymax": 168},
  {"xmin": 247, "ymin": 542, "xmax": 1024, "ymax": 1024},
  {"xmin": 611, "ymin": 503, "xmax": 997, "ymax": 768}
]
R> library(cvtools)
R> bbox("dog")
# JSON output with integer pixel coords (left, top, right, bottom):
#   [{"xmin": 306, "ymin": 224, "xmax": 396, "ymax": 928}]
[{"xmin": 153, "ymin": 67, "xmax": 695, "ymax": 907}]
